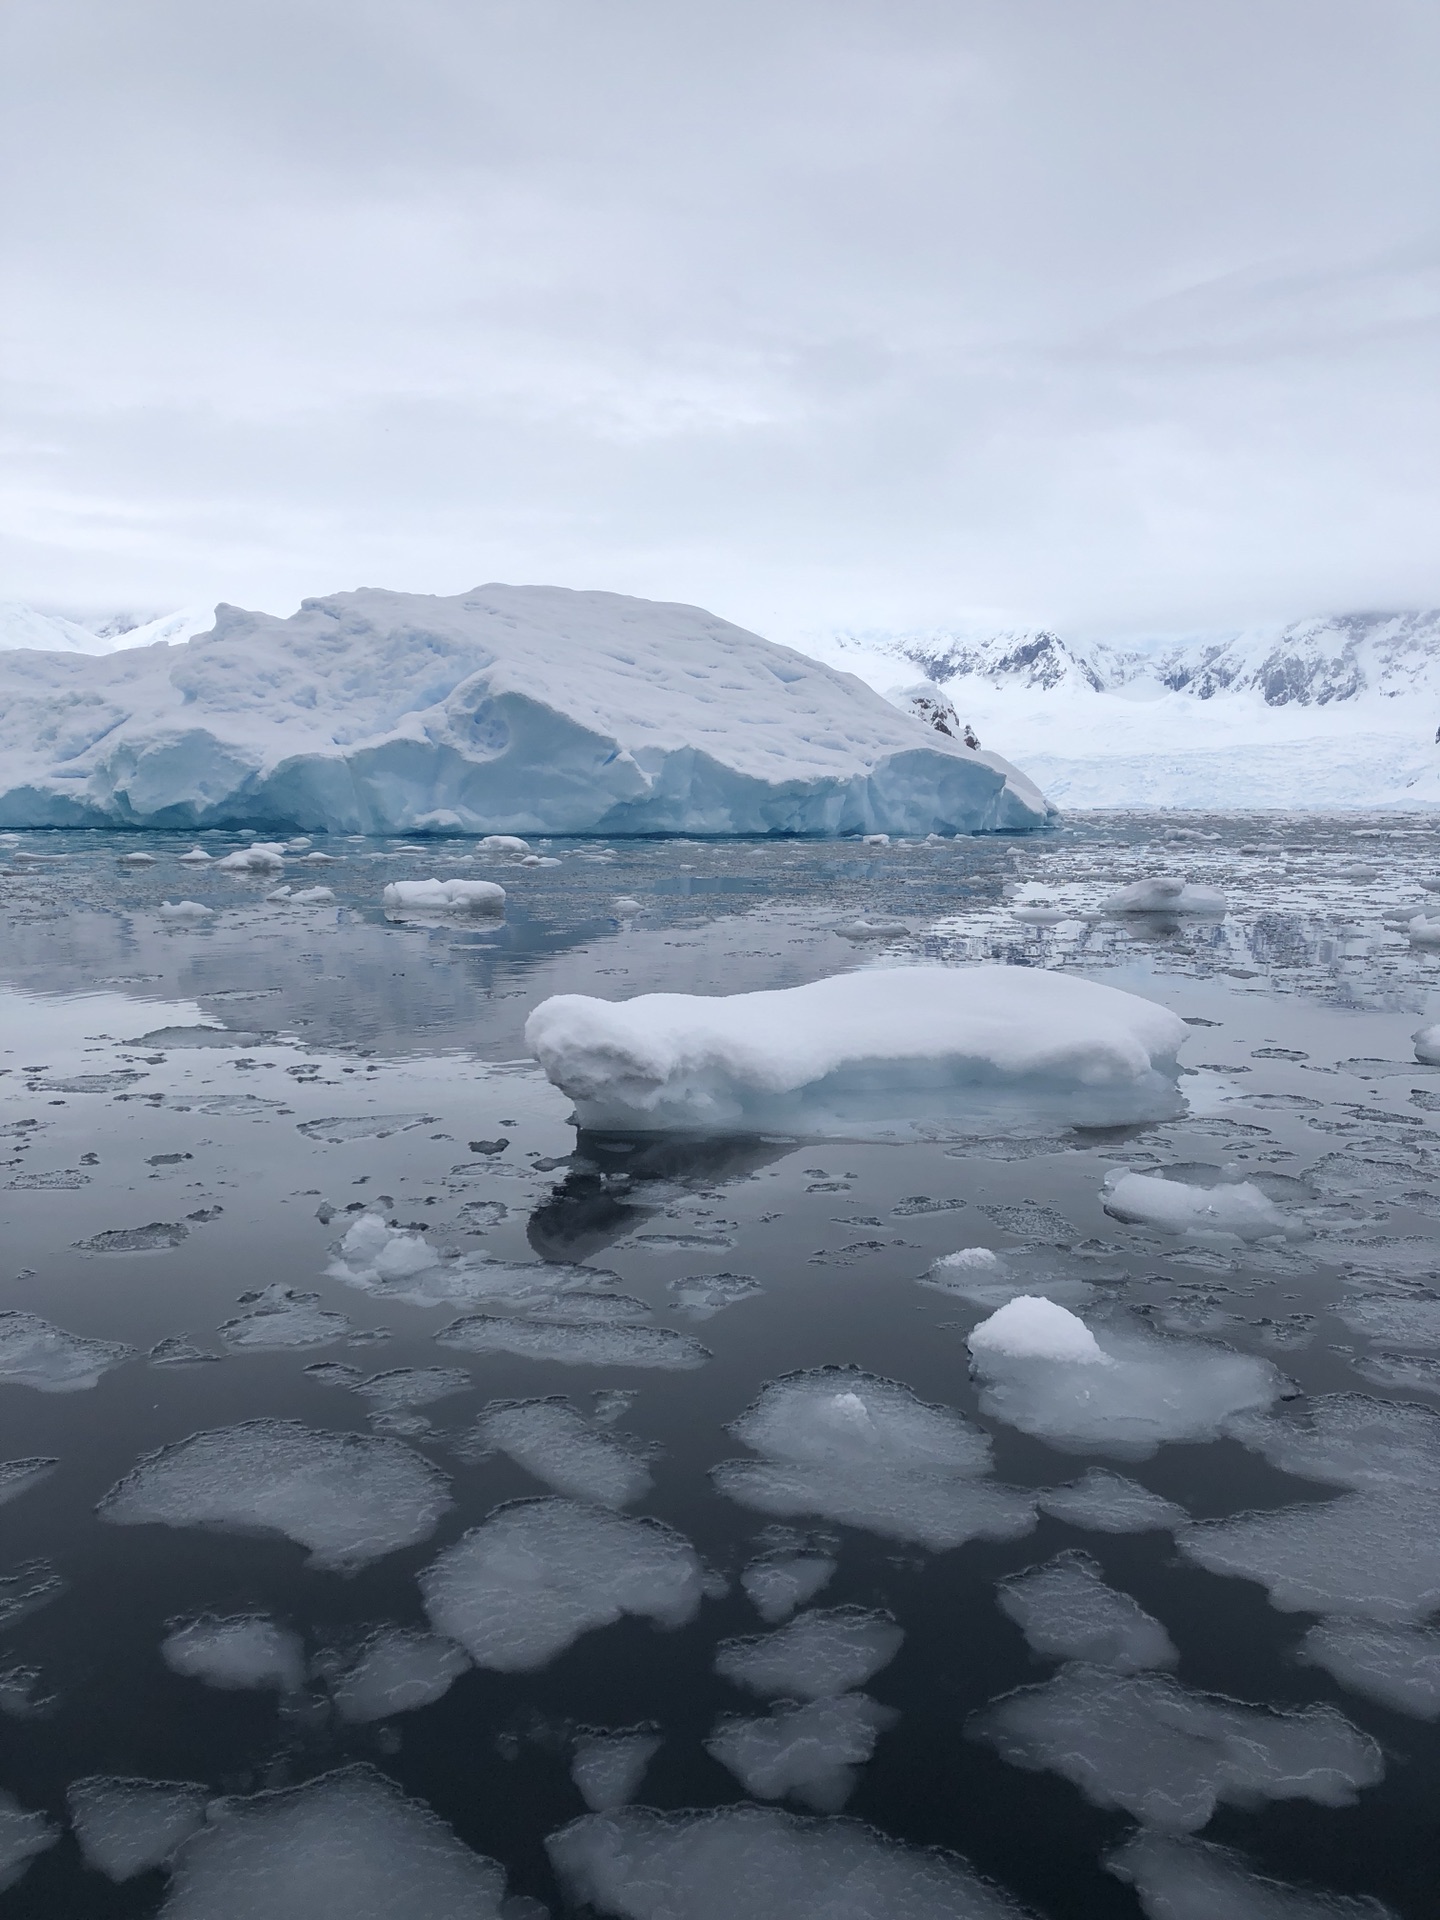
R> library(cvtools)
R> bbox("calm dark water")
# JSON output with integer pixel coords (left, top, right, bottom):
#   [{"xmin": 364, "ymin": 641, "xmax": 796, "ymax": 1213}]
[{"xmin": 1, "ymin": 816, "xmax": 1438, "ymax": 1916}]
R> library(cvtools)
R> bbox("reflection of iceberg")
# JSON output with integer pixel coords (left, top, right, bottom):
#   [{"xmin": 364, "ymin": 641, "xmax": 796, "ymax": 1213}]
[{"xmin": 527, "ymin": 966, "xmax": 1188, "ymax": 1134}]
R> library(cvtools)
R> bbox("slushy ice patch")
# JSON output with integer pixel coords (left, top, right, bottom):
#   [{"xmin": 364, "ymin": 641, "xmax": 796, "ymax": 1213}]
[{"xmin": 0, "ymin": 1311, "xmax": 133, "ymax": 1391}]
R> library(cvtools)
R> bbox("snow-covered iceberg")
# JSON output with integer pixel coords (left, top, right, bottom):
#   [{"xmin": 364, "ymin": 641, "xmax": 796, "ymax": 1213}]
[
  {"xmin": 526, "ymin": 965, "xmax": 1189, "ymax": 1132},
  {"xmin": 0, "ymin": 585, "xmax": 1050, "ymax": 836}
]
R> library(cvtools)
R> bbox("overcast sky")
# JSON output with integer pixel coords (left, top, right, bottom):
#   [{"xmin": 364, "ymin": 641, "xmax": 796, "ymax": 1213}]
[{"xmin": 3, "ymin": 0, "xmax": 1438, "ymax": 643}]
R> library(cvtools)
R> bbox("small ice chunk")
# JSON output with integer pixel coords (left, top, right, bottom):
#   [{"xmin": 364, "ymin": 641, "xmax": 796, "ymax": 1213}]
[
  {"xmin": 478, "ymin": 835, "xmax": 529, "ymax": 854},
  {"xmin": 437, "ymin": 1316, "xmax": 709, "ymax": 1370},
  {"xmin": 0, "ymin": 1791, "xmax": 58, "ymax": 1892},
  {"xmin": 100, "ymin": 1418, "xmax": 451, "ymax": 1570},
  {"xmin": 354, "ymin": 1367, "xmax": 471, "ymax": 1414},
  {"xmin": 330, "ymin": 1627, "xmax": 470, "ymax": 1722},
  {"xmin": 216, "ymin": 844, "xmax": 285, "ymax": 872},
  {"xmin": 161, "ymin": 1615, "xmax": 306, "ymax": 1692},
  {"xmin": 932, "ymin": 1247, "xmax": 1001, "ymax": 1272},
  {"xmin": 218, "ymin": 1285, "xmax": 351, "ymax": 1350},
  {"xmin": 1414, "ymin": 1023, "xmax": 1440, "ymax": 1066},
  {"xmin": 969, "ymin": 1316, "xmax": 1282, "ymax": 1460},
  {"xmin": 571, "ymin": 1730, "xmax": 663, "ymax": 1811},
  {"xmin": 1298, "ymin": 1620, "xmax": 1440, "ymax": 1720},
  {"xmin": 68, "ymin": 1776, "xmax": 206, "ymax": 1880},
  {"xmin": 713, "ymin": 1367, "xmax": 1035, "ymax": 1551},
  {"xmin": 159, "ymin": 900, "xmax": 216, "ymax": 922},
  {"xmin": 0, "ymin": 1456, "xmax": 58, "ymax": 1507},
  {"xmin": 1038, "ymin": 1469, "xmax": 1188, "ymax": 1534},
  {"xmin": 473, "ymin": 1399, "xmax": 652, "ymax": 1507},
  {"xmin": 420, "ymin": 1497, "xmax": 704, "ymax": 1671},
  {"xmin": 383, "ymin": 879, "xmax": 506, "ymax": 918},
  {"xmin": 1109, "ymin": 1830, "xmax": 1395, "ymax": 1920},
  {"xmin": 706, "ymin": 1693, "xmax": 897, "ymax": 1811},
  {"xmin": 290, "ymin": 886, "xmax": 335, "ymax": 905},
  {"xmin": 1102, "ymin": 877, "xmax": 1227, "ymax": 914},
  {"xmin": 715, "ymin": 1607, "xmax": 903, "ymax": 1700},
  {"xmin": 160, "ymin": 1764, "xmax": 507, "ymax": 1917},
  {"xmin": 667, "ymin": 1271, "xmax": 763, "ymax": 1320},
  {"xmin": 1104, "ymin": 1171, "xmax": 1296, "ymax": 1242},
  {"xmin": 996, "ymin": 1551, "xmax": 1177, "ymax": 1671},
  {"xmin": 0, "ymin": 1310, "xmax": 134, "ymax": 1392},
  {"xmin": 968, "ymin": 1297, "xmax": 1109, "ymax": 1364},
  {"xmin": 546, "ymin": 1803, "xmax": 1027, "ymax": 1920},
  {"xmin": 741, "ymin": 1553, "xmax": 837, "ymax": 1624},
  {"xmin": 1409, "ymin": 917, "xmax": 1440, "ymax": 949},
  {"xmin": 178, "ymin": 847, "xmax": 213, "ymax": 864},
  {"xmin": 119, "ymin": 850, "xmax": 157, "ymax": 865},
  {"xmin": 973, "ymin": 1664, "xmax": 1382, "ymax": 1831}
]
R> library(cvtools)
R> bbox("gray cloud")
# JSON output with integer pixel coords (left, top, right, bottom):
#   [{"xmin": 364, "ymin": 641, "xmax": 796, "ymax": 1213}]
[{"xmin": 2, "ymin": 0, "xmax": 1437, "ymax": 639}]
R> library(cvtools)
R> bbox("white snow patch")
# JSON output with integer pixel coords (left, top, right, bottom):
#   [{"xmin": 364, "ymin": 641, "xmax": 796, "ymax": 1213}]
[
  {"xmin": 161, "ymin": 1616, "xmax": 305, "ymax": 1692},
  {"xmin": 1103, "ymin": 1170, "xmax": 1297, "ymax": 1242},
  {"xmin": 1413, "ymin": 1023, "xmax": 1440, "ymax": 1065},
  {"xmin": 527, "ymin": 966, "xmax": 1188, "ymax": 1133},
  {"xmin": 100, "ymin": 1418, "xmax": 451, "ymax": 1570},
  {"xmin": 420, "ymin": 1497, "xmax": 704, "ymax": 1671},
  {"xmin": 968, "ymin": 1297, "xmax": 1109, "ymax": 1364}
]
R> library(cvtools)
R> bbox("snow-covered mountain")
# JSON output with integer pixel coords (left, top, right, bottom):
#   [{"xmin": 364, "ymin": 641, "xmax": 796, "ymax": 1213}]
[
  {"xmin": 806, "ymin": 612, "xmax": 1440, "ymax": 809},
  {"xmin": 0, "ymin": 603, "xmax": 216, "ymax": 656},
  {"xmin": 0, "ymin": 585, "xmax": 1050, "ymax": 836}
]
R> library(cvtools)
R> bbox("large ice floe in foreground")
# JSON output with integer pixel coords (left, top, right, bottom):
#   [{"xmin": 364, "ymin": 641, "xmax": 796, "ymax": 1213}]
[
  {"xmin": 527, "ymin": 964, "xmax": 1188, "ymax": 1133},
  {"xmin": 0, "ymin": 585, "xmax": 1050, "ymax": 835}
]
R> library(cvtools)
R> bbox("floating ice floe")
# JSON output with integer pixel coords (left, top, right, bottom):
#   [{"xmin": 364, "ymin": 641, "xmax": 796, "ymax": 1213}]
[
  {"xmin": 1298, "ymin": 1621, "xmax": 1440, "ymax": 1721},
  {"xmin": 1037, "ymin": 1469, "xmax": 1188, "ymax": 1535},
  {"xmin": 546, "ymin": 1804, "xmax": 1029, "ymax": 1920},
  {"xmin": 1408, "ymin": 916, "xmax": 1440, "ymax": 949},
  {"xmin": 419, "ymin": 1497, "xmax": 704, "ymax": 1671},
  {"xmin": 177, "ymin": 847, "xmax": 212, "ymax": 864},
  {"xmin": 1414, "ymin": 1023, "xmax": 1440, "ymax": 1065},
  {"xmin": 527, "ymin": 965, "xmax": 1189, "ymax": 1133},
  {"xmin": 118, "ymin": 849, "xmax": 156, "ymax": 865},
  {"xmin": 215, "ymin": 843, "xmax": 285, "ymax": 872},
  {"xmin": 0, "ymin": 1791, "xmax": 58, "ymax": 1892},
  {"xmin": 668, "ymin": 1271, "xmax": 763, "ymax": 1320},
  {"xmin": 0, "ymin": 1457, "xmax": 58, "ymax": 1507},
  {"xmin": 835, "ymin": 919, "xmax": 911, "ymax": 942},
  {"xmin": 158, "ymin": 900, "xmax": 216, "ymax": 922},
  {"xmin": 715, "ymin": 1607, "xmax": 903, "ymax": 1700},
  {"xmin": 161, "ymin": 1615, "xmax": 306, "ymax": 1692},
  {"xmin": 706, "ymin": 1693, "xmax": 898, "ymax": 1811},
  {"xmin": 382, "ymin": 879, "xmax": 505, "ymax": 920},
  {"xmin": 218, "ymin": 1285, "xmax": 352, "ymax": 1350},
  {"xmin": 438, "ymin": 1313, "xmax": 707, "ymax": 1370},
  {"xmin": 712, "ymin": 1367, "xmax": 1035, "ymax": 1551},
  {"xmin": 160, "ymin": 1764, "xmax": 507, "ymax": 1918},
  {"xmin": 471, "ymin": 1399, "xmax": 653, "ymax": 1507},
  {"xmin": 967, "ymin": 1299, "xmax": 1282, "ymax": 1459},
  {"xmin": 1333, "ymin": 1294, "xmax": 1440, "ymax": 1350},
  {"xmin": 996, "ymin": 1551, "xmax": 1177, "ymax": 1671},
  {"xmin": 478, "ymin": 834, "xmax": 529, "ymax": 854},
  {"xmin": 329, "ymin": 1626, "xmax": 470, "ymax": 1722},
  {"xmin": 1102, "ymin": 1170, "xmax": 1300, "ymax": 1242},
  {"xmin": 571, "ymin": 1730, "xmax": 663, "ymax": 1811},
  {"xmin": 329, "ymin": 1215, "xmax": 613, "ymax": 1315},
  {"xmin": 100, "ymin": 1418, "xmax": 451, "ymax": 1570},
  {"xmin": 68, "ymin": 1777, "xmax": 206, "ymax": 1881},
  {"xmin": 1101, "ymin": 877, "xmax": 1227, "ymax": 914},
  {"xmin": 972, "ymin": 1663, "xmax": 1382, "ymax": 1831},
  {"xmin": 1109, "ymin": 1830, "xmax": 1396, "ymax": 1920},
  {"xmin": 741, "ymin": 1552, "xmax": 837, "ymax": 1624},
  {"xmin": 0, "ymin": 1310, "xmax": 134, "ymax": 1391},
  {"xmin": 1180, "ymin": 1396, "xmax": 1440, "ymax": 1623}
]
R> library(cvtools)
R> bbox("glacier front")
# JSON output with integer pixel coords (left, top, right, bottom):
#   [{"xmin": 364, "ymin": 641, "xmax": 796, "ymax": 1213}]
[{"xmin": 0, "ymin": 585, "xmax": 1050, "ymax": 836}]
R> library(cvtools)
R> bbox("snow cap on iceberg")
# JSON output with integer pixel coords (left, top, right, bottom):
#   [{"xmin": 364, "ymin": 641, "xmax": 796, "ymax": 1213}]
[
  {"xmin": 968, "ymin": 1296, "xmax": 1110, "ymax": 1364},
  {"xmin": 0, "ymin": 585, "xmax": 1050, "ymax": 836},
  {"xmin": 526, "ymin": 964, "xmax": 1189, "ymax": 1132}
]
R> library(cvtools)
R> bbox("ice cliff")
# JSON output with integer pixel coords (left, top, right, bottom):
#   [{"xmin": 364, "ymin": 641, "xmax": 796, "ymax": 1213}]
[{"xmin": 0, "ymin": 586, "xmax": 1050, "ymax": 836}]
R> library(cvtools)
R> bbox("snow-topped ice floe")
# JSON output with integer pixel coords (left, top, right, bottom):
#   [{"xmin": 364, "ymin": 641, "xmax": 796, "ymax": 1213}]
[
  {"xmin": 972, "ymin": 1664, "xmax": 1381, "ymax": 1831},
  {"xmin": 1414, "ymin": 1023, "xmax": 1440, "ymax": 1065},
  {"xmin": 967, "ymin": 1299, "xmax": 1282, "ymax": 1458},
  {"xmin": 68, "ymin": 1776, "xmax": 206, "ymax": 1882},
  {"xmin": 1109, "ymin": 1830, "xmax": 1396, "ymax": 1920},
  {"xmin": 1102, "ymin": 1170, "xmax": 1299, "ymax": 1242},
  {"xmin": 996, "ymin": 1551, "xmax": 1177, "ymax": 1672},
  {"xmin": 527, "ymin": 965, "xmax": 1188, "ymax": 1133},
  {"xmin": 1101, "ymin": 877, "xmax": 1227, "ymax": 914},
  {"xmin": 99, "ymin": 1418, "xmax": 450, "ymax": 1569},
  {"xmin": 712, "ymin": 1367, "xmax": 1035, "ymax": 1551},
  {"xmin": 161, "ymin": 1765, "xmax": 507, "ymax": 1918},
  {"xmin": 547, "ymin": 1804, "xmax": 1028, "ymax": 1920},
  {"xmin": 419, "ymin": 1497, "xmax": 704, "ymax": 1671},
  {"xmin": 161, "ymin": 1615, "xmax": 306, "ymax": 1692},
  {"xmin": 382, "ymin": 878, "xmax": 505, "ymax": 920},
  {"xmin": 0, "ymin": 586, "xmax": 1050, "ymax": 836}
]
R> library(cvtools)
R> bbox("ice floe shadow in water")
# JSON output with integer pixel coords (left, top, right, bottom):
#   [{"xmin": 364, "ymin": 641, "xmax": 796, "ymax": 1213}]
[{"xmin": 526, "ymin": 966, "xmax": 1190, "ymax": 1136}]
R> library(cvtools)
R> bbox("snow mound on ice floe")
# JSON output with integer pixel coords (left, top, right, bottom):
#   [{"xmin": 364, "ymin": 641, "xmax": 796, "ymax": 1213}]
[
  {"xmin": 996, "ymin": 1551, "xmax": 1176, "ymax": 1672},
  {"xmin": 68, "ymin": 1777, "xmax": 206, "ymax": 1882},
  {"xmin": 968, "ymin": 1297, "xmax": 1108, "ymax": 1363},
  {"xmin": 1103, "ymin": 1170, "xmax": 1298, "ymax": 1242},
  {"xmin": 706, "ymin": 1693, "xmax": 897, "ymax": 1811},
  {"xmin": 161, "ymin": 1765, "xmax": 507, "ymax": 1919},
  {"xmin": 968, "ymin": 1310, "xmax": 1282, "ymax": 1458},
  {"xmin": 420, "ymin": 1497, "xmax": 704, "ymax": 1671},
  {"xmin": 1109, "ymin": 1830, "xmax": 1397, "ymax": 1920},
  {"xmin": 715, "ymin": 1607, "xmax": 903, "ymax": 1700},
  {"xmin": 972, "ymin": 1664, "xmax": 1381, "ymax": 1832},
  {"xmin": 99, "ymin": 1418, "xmax": 450, "ymax": 1569},
  {"xmin": 383, "ymin": 879, "xmax": 505, "ymax": 919},
  {"xmin": 1414, "ymin": 1023, "xmax": 1440, "ymax": 1065},
  {"xmin": 546, "ymin": 1804, "xmax": 1028, "ymax": 1920},
  {"xmin": 527, "ymin": 965, "xmax": 1188, "ymax": 1133},
  {"xmin": 0, "ymin": 586, "xmax": 1050, "ymax": 836},
  {"xmin": 161, "ymin": 1615, "xmax": 305, "ymax": 1692},
  {"xmin": 712, "ymin": 1368, "xmax": 1035, "ymax": 1551},
  {"xmin": 1101, "ymin": 877, "xmax": 1226, "ymax": 914}
]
